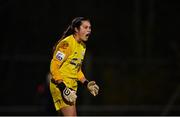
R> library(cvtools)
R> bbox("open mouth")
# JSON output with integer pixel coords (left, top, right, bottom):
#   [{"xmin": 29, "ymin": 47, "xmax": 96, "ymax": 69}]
[{"xmin": 85, "ymin": 33, "xmax": 90, "ymax": 37}]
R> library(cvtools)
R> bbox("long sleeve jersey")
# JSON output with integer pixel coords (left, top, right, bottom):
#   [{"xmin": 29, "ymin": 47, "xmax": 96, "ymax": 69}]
[{"xmin": 50, "ymin": 35, "xmax": 86, "ymax": 82}]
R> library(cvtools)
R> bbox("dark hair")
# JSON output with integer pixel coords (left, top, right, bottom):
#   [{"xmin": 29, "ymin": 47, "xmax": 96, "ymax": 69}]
[{"xmin": 51, "ymin": 17, "xmax": 90, "ymax": 57}]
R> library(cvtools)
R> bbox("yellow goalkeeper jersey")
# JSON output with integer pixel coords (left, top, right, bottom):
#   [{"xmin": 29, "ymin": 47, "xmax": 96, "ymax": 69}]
[{"xmin": 50, "ymin": 35, "xmax": 86, "ymax": 87}]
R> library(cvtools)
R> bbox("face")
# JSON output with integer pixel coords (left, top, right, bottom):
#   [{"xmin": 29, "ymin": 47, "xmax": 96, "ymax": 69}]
[{"xmin": 75, "ymin": 20, "xmax": 91, "ymax": 42}]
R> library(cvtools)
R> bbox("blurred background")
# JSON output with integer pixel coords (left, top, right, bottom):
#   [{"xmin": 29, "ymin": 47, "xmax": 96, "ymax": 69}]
[{"xmin": 1, "ymin": 0, "xmax": 180, "ymax": 116}]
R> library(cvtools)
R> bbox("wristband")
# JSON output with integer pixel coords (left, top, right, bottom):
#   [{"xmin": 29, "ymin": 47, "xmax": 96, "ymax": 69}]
[
  {"xmin": 57, "ymin": 82, "xmax": 66, "ymax": 92},
  {"xmin": 83, "ymin": 80, "xmax": 89, "ymax": 87}
]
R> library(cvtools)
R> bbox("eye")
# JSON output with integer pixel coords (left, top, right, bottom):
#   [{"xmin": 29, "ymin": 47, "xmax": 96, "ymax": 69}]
[{"xmin": 84, "ymin": 26, "xmax": 88, "ymax": 29}]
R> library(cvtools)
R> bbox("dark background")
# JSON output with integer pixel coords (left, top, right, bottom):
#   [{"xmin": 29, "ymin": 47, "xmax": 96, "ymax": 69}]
[{"xmin": 1, "ymin": 0, "xmax": 180, "ymax": 116}]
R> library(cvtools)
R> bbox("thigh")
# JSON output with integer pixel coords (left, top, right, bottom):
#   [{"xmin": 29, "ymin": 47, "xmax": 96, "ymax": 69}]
[
  {"xmin": 49, "ymin": 81, "xmax": 69, "ymax": 111},
  {"xmin": 60, "ymin": 105, "xmax": 77, "ymax": 116}
]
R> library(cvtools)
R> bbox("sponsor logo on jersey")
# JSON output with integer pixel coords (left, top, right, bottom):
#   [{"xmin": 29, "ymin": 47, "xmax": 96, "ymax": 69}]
[{"xmin": 56, "ymin": 51, "xmax": 65, "ymax": 61}]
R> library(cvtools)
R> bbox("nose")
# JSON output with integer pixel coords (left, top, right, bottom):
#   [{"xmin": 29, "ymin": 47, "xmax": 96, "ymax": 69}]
[{"xmin": 88, "ymin": 28, "xmax": 91, "ymax": 33}]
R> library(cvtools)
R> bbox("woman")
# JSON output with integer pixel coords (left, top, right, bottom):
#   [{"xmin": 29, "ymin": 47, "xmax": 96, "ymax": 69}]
[{"xmin": 49, "ymin": 17, "xmax": 99, "ymax": 116}]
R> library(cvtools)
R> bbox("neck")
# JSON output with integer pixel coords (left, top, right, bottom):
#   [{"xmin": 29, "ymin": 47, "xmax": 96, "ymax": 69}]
[{"xmin": 73, "ymin": 34, "xmax": 81, "ymax": 43}]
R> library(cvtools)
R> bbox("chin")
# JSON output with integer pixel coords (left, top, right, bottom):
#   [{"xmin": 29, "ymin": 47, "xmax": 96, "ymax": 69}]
[
  {"xmin": 84, "ymin": 38, "xmax": 88, "ymax": 41},
  {"xmin": 82, "ymin": 37, "xmax": 88, "ymax": 41}
]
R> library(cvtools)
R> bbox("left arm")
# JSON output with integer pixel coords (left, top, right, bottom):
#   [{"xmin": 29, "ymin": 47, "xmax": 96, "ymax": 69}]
[
  {"xmin": 77, "ymin": 68, "xmax": 87, "ymax": 83},
  {"xmin": 77, "ymin": 68, "xmax": 99, "ymax": 96}
]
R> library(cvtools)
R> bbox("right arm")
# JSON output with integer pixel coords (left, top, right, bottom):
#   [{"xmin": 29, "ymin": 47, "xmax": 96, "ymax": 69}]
[
  {"xmin": 50, "ymin": 40, "xmax": 71, "ymax": 83},
  {"xmin": 50, "ymin": 40, "xmax": 77, "ymax": 103}
]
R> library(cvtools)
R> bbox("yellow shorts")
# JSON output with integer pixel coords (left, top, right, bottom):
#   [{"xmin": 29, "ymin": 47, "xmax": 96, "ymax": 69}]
[{"xmin": 49, "ymin": 78, "xmax": 78, "ymax": 111}]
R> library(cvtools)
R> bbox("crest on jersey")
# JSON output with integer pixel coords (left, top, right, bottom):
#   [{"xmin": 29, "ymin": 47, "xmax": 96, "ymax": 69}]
[
  {"xmin": 56, "ymin": 51, "xmax": 65, "ymax": 61},
  {"xmin": 59, "ymin": 41, "xmax": 69, "ymax": 49}
]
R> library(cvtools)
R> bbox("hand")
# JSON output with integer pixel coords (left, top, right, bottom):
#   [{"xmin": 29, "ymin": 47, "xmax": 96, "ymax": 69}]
[
  {"xmin": 63, "ymin": 87, "xmax": 77, "ymax": 103},
  {"xmin": 57, "ymin": 82, "xmax": 77, "ymax": 103},
  {"xmin": 87, "ymin": 81, "xmax": 99, "ymax": 96}
]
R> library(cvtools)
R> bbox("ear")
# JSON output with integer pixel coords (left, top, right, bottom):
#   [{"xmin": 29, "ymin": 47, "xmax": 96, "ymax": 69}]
[{"xmin": 75, "ymin": 27, "xmax": 78, "ymax": 33}]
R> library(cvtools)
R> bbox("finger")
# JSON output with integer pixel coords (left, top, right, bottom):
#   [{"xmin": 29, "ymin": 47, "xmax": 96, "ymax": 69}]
[
  {"xmin": 93, "ymin": 89, "xmax": 98, "ymax": 95},
  {"xmin": 91, "ymin": 91, "xmax": 96, "ymax": 96},
  {"xmin": 95, "ymin": 89, "xmax": 98, "ymax": 95},
  {"xmin": 69, "ymin": 98, "xmax": 72, "ymax": 102},
  {"xmin": 73, "ymin": 93, "xmax": 77, "ymax": 99},
  {"xmin": 94, "ymin": 85, "xmax": 99, "ymax": 90},
  {"xmin": 89, "ymin": 81, "xmax": 96, "ymax": 85}
]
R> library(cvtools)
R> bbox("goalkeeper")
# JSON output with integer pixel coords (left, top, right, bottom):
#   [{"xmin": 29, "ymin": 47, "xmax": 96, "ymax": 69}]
[{"xmin": 49, "ymin": 17, "xmax": 99, "ymax": 116}]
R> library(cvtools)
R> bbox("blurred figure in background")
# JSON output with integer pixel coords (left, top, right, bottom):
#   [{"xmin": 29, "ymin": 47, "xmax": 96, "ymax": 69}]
[{"xmin": 49, "ymin": 17, "xmax": 99, "ymax": 116}]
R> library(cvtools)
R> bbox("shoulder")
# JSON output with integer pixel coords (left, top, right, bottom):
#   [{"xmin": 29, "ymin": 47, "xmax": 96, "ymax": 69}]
[
  {"xmin": 58, "ymin": 40, "xmax": 69, "ymax": 49},
  {"xmin": 57, "ymin": 36, "xmax": 73, "ymax": 50}
]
